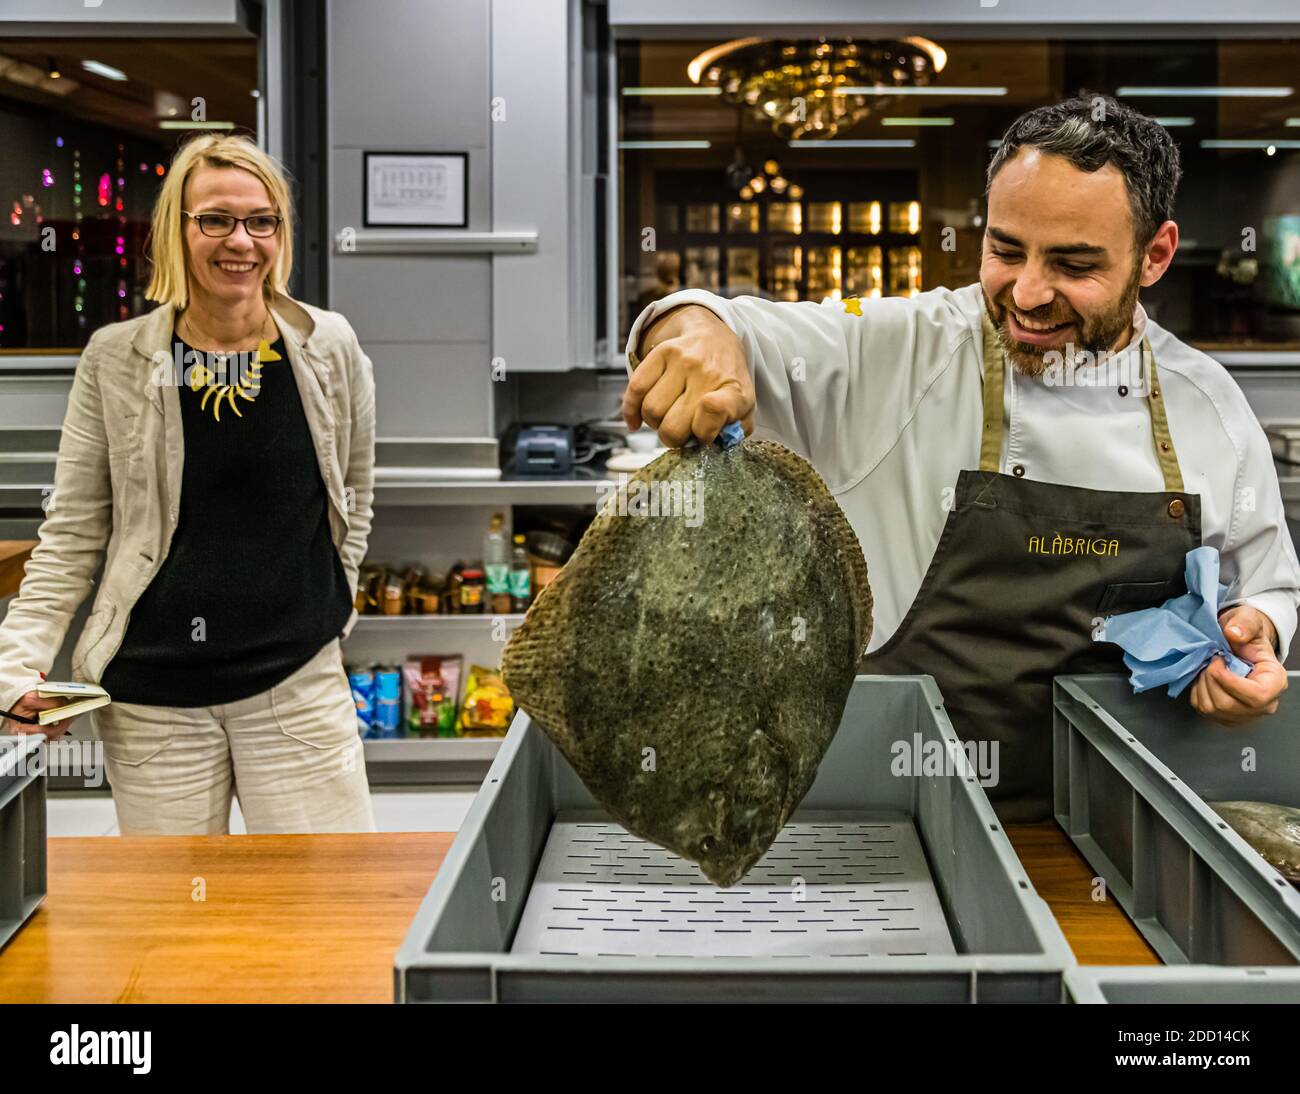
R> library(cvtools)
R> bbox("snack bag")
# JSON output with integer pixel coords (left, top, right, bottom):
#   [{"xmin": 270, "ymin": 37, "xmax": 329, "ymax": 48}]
[
  {"xmin": 457, "ymin": 664, "xmax": 515, "ymax": 737},
  {"xmin": 404, "ymin": 655, "xmax": 462, "ymax": 737}
]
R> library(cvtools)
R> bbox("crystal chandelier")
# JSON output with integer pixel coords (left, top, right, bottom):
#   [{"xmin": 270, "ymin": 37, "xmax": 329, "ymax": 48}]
[{"xmin": 688, "ymin": 36, "xmax": 948, "ymax": 141}]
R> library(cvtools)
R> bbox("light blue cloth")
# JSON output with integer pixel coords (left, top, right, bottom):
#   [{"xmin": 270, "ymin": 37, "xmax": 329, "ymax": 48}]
[
  {"xmin": 1099, "ymin": 546, "xmax": 1252, "ymax": 697},
  {"xmin": 685, "ymin": 420, "xmax": 746, "ymax": 452},
  {"xmin": 717, "ymin": 421, "xmax": 746, "ymax": 450}
]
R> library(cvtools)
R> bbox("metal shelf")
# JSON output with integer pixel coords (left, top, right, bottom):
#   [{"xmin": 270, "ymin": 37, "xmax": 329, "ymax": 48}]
[
  {"xmin": 0, "ymin": 357, "xmax": 78, "ymax": 375},
  {"xmin": 349, "ymin": 613, "xmax": 526, "ymax": 627},
  {"xmin": 0, "ymin": 474, "xmax": 613, "ymax": 512},
  {"xmin": 373, "ymin": 476, "xmax": 612, "ymax": 506},
  {"xmin": 362, "ymin": 736, "xmax": 501, "ymax": 785},
  {"xmin": 0, "ymin": 486, "xmax": 49, "ymax": 513},
  {"xmin": 345, "ymin": 613, "xmax": 524, "ymax": 784},
  {"xmin": 333, "ymin": 230, "xmax": 538, "ymax": 255},
  {"xmin": 1280, "ymin": 475, "xmax": 1300, "ymax": 522}
]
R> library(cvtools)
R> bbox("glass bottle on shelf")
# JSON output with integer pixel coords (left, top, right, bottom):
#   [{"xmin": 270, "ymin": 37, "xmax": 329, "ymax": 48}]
[
  {"xmin": 509, "ymin": 534, "xmax": 532, "ymax": 613},
  {"xmin": 484, "ymin": 513, "xmax": 511, "ymax": 614}
]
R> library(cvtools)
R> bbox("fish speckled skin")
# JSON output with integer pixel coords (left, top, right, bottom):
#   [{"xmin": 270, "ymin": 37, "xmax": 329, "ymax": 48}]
[
  {"xmin": 1210, "ymin": 801, "xmax": 1300, "ymax": 882},
  {"xmin": 502, "ymin": 438, "xmax": 872, "ymax": 887}
]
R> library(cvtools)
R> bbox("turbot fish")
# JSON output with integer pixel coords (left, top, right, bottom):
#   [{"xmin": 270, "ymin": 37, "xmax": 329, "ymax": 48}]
[
  {"xmin": 502, "ymin": 437, "xmax": 872, "ymax": 887},
  {"xmin": 1209, "ymin": 801, "xmax": 1300, "ymax": 882}
]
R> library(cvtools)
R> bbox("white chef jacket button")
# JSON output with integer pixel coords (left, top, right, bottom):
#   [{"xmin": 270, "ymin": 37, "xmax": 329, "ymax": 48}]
[{"xmin": 1012, "ymin": 464, "xmax": 1025, "ymax": 478}]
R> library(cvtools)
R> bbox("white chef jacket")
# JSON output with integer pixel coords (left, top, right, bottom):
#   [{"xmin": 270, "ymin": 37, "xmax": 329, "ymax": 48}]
[{"xmin": 625, "ymin": 281, "xmax": 1300, "ymax": 660}]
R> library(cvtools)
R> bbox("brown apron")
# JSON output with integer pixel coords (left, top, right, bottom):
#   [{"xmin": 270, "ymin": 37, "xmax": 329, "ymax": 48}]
[{"xmin": 861, "ymin": 311, "xmax": 1201, "ymax": 821}]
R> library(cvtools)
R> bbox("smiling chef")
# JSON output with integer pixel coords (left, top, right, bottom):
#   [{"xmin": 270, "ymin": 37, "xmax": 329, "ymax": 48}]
[{"xmin": 621, "ymin": 94, "xmax": 1300, "ymax": 821}]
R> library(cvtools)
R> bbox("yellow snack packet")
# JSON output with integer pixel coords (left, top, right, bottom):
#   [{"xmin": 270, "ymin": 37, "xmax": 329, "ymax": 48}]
[{"xmin": 458, "ymin": 664, "xmax": 515, "ymax": 736}]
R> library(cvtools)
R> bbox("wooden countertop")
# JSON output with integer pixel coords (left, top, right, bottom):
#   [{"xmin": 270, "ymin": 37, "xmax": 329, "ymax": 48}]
[
  {"xmin": 0, "ymin": 540, "xmax": 36, "ymax": 600},
  {"xmin": 0, "ymin": 821, "xmax": 1154, "ymax": 1003},
  {"xmin": 1007, "ymin": 823, "xmax": 1157, "ymax": 967}
]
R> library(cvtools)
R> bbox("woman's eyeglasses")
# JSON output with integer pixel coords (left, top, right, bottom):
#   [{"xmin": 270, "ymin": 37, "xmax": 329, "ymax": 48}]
[{"xmin": 183, "ymin": 211, "xmax": 283, "ymax": 238}]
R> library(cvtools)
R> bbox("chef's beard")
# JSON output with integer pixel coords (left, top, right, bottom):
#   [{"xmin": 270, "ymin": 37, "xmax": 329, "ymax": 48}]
[{"xmin": 985, "ymin": 260, "xmax": 1144, "ymax": 377}]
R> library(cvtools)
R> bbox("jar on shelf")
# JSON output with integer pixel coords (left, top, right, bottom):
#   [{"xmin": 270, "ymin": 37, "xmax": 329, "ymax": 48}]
[
  {"xmin": 459, "ymin": 568, "xmax": 486, "ymax": 614},
  {"xmin": 381, "ymin": 569, "xmax": 405, "ymax": 616}
]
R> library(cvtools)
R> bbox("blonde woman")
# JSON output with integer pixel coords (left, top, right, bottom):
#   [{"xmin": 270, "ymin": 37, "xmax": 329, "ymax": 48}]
[{"xmin": 0, "ymin": 134, "xmax": 377, "ymax": 835}]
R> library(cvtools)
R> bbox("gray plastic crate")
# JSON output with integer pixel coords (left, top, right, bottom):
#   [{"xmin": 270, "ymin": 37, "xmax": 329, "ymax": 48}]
[
  {"xmin": 395, "ymin": 675, "xmax": 1074, "ymax": 1003},
  {"xmin": 0, "ymin": 734, "xmax": 46, "ymax": 951},
  {"xmin": 1067, "ymin": 966, "xmax": 1300, "ymax": 1003},
  {"xmin": 1054, "ymin": 673, "xmax": 1300, "ymax": 965}
]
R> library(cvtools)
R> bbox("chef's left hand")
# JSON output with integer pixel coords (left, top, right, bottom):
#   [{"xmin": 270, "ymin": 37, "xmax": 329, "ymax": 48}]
[{"xmin": 1189, "ymin": 605, "xmax": 1287, "ymax": 726}]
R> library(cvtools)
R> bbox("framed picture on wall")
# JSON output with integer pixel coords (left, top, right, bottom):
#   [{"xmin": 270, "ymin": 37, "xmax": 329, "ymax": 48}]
[{"xmin": 363, "ymin": 151, "xmax": 468, "ymax": 228}]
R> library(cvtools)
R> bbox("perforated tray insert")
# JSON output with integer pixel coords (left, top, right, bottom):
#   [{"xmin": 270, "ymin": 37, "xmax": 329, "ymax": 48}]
[{"xmin": 510, "ymin": 811, "xmax": 955, "ymax": 959}]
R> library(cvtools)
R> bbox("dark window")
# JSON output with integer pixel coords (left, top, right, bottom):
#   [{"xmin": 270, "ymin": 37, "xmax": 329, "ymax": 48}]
[
  {"xmin": 618, "ymin": 36, "xmax": 1300, "ymax": 352},
  {"xmin": 0, "ymin": 37, "xmax": 259, "ymax": 352}
]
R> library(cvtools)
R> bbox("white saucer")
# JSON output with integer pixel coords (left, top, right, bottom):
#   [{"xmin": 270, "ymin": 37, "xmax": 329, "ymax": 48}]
[{"xmin": 604, "ymin": 446, "xmax": 666, "ymax": 472}]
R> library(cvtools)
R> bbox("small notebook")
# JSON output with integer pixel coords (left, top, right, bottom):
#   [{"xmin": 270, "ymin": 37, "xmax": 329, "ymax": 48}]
[{"xmin": 33, "ymin": 681, "xmax": 110, "ymax": 725}]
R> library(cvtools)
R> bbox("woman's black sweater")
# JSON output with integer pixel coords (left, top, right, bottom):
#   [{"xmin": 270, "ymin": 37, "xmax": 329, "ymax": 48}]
[{"xmin": 100, "ymin": 333, "xmax": 353, "ymax": 707}]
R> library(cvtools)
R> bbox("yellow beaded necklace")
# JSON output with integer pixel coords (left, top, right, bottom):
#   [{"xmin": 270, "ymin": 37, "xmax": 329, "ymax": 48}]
[{"xmin": 179, "ymin": 313, "xmax": 282, "ymax": 422}]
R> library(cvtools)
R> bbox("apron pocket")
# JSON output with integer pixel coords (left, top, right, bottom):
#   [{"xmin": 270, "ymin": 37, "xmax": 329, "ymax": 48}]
[{"xmin": 1097, "ymin": 579, "xmax": 1177, "ymax": 615}]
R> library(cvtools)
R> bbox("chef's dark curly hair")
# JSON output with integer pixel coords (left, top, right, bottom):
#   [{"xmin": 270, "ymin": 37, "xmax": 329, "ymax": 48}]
[{"xmin": 986, "ymin": 92, "xmax": 1182, "ymax": 247}]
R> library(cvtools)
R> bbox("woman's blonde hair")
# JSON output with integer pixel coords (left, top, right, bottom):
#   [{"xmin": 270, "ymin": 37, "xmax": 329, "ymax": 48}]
[{"xmin": 145, "ymin": 133, "xmax": 294, "ymax": 308}]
